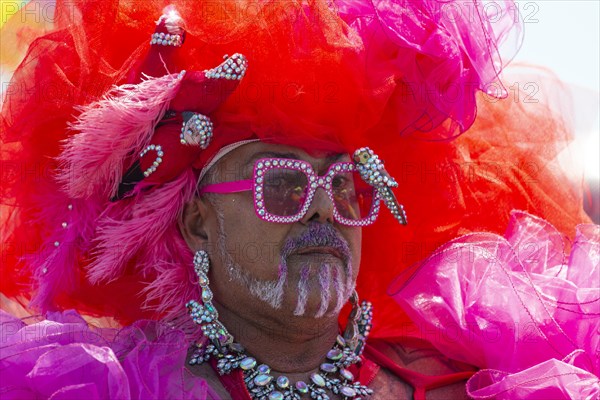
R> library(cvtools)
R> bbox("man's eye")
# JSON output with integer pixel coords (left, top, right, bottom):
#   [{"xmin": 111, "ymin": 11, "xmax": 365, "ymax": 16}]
[
  {"xmin": 266, "ymin": 178, "xmax": 284, "ymax": 186},
  {"xmin": 332, "ymin": 176, "xmax": 350, "ymax": 188},
  {"xmin": 266, "ymin": 176, "xmax": 299, "ymax": 188}
]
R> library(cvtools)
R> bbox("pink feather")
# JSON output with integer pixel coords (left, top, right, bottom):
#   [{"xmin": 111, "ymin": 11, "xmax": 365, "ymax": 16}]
[
  {"xmin": 142, "ymin": 249, "xmax": 198, "ymax": 317},
  {"xmin": 28, "ymin": 191, "xmax": 104, "ymax": 311},
  {"xmin": 59, "ymin": 72, "xmax": 185, "ymax": 200},
  {"xmin": 87, "ymin": 169, "xmax": 196, "ymax": 285}
]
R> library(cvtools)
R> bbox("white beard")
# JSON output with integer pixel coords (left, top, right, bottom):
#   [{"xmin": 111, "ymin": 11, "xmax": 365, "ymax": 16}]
[{"xmin": 213, "ymin": 209, "xmax": 355, "ymax": 318}]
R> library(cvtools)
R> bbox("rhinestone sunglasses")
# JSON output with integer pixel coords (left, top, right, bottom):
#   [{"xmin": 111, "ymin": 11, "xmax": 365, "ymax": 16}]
[{"xmin": 199, "ymin": 158, "xmax": 381, "ymax": 226}]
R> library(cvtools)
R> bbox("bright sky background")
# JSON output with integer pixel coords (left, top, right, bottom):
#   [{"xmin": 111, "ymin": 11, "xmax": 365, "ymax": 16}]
[
  {"xmin": 511, "ymin": 0, "xmax": 599, "ymax": 180},
  {"xmin": 513, "ymin": 0, "xmax": 599, "ymax": 90}
]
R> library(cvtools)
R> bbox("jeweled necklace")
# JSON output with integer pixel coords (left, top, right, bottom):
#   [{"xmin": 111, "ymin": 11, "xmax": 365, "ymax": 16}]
[{"xmin": 186, "ymin": 250, "xmax": 374, "ymax": 400}]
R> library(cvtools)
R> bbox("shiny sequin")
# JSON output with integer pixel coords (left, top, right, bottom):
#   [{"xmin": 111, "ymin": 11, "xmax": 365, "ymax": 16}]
[
  {"xmin": 320, "ymin": 363, "xmax": 337, "ymax": 373},
  {"xmin": 268, "ymin": 392, "xmax": 283, "ymax": 400},
  {"xmin": 180, "ymin": 113, "xmax": 213, "ymax": 148},
  {"xmin": 239, "ymin": 357, "xmax": 256, "ymax": 370},
  {"xmin": 295, "ymin": 381, "xmax": 308, "ymax": 394},
  {"xmin": 276, "ymin": 376, "xmax": 289, "ymax": 389},
  {"xmin": 340, "ymin": 368, "xmax": 354, "ymax": 381},
  {"xmin": 310, "ymin": 373, "xmax": 326, "ymax": 387},
  {"xmin": 254, "ymin": 374, "xmax": 273, "ymax": 387},
  {"xmin": 340, "ymin": 386, "xmax": 357, "ymax": 397}
]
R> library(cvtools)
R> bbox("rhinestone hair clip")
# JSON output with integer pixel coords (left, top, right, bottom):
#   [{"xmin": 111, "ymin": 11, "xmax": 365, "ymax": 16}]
[
  {"xmin": 353, "ymin": 147, "xmax": 407, "ymax": 225},
  {"xmin": 150, "ymin": 32, "xmax": 183, "ymax": 47}
]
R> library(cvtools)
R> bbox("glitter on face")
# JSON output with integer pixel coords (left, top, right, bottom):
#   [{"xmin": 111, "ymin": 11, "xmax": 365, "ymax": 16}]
[{"xmin": 213, "ymin": 201, "xmax": 356, "ymax": 317}]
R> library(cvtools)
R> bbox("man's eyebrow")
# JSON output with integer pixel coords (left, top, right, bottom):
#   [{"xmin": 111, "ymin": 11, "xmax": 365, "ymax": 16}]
[
  {"xmin": 244, "ymin": 152, "xmax": 300, "ymax": 166},
  {"xmin": 245, "ymin": 151, "xmax": 346, "ymax": 167}
]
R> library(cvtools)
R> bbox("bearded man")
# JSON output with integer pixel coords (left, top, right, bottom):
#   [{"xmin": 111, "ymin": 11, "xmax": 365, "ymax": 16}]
[
  {"xmin": 179, "ymin": 141, "xmax": 475, "ymax": 398},
  {"xmin": 2, "ymin": 1, "xmax": 595, "ymax": 399}
]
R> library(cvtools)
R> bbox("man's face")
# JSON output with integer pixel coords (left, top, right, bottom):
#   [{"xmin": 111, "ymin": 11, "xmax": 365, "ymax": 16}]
[{"xmin": 183, "ymin": 142, "xmax": 362, "ymax": 321}]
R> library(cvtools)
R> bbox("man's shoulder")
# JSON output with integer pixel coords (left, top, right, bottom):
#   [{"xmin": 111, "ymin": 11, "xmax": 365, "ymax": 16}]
[
  {"xmin": 186, "ymin": 358, "xmax": 233, "ymax": 398},
  {"xmin": 368, "ymin": 336, "xmax": 477, "ymax": 375},
  {"xmin": 366, "ymin": 336, "xmax": 477, "ymax": 399}
]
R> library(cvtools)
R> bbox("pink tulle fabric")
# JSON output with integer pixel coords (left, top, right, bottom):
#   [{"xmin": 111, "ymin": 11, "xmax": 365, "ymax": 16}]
[
  {"xmin": 391, "ymin": 210, "xmax": 599, "ymax": 399},
  {"xmin": 338, "ymin": 0, "xmax": 522, "ymax": 138},
  {"xmin": 0, "ymin": 310, "xmax": 217, "ymax": 399}
]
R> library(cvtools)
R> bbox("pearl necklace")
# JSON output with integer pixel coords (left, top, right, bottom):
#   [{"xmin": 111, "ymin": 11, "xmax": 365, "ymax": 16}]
[{"xmin": 189, "ymin": 300, "xmax": 373, "ymax": 400}]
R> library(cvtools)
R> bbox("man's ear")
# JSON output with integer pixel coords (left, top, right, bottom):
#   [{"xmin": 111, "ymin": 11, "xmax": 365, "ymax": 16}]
[{"xmin": 179, "ymin": 197, "xmax": 211, "ymax": 252}]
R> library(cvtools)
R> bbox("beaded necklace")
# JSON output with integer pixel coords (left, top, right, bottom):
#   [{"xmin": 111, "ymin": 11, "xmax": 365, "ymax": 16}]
[
  {"xmin": 187, "ymin": 250, "xmax": 374, "ymax": 399},
  {"xmin": 189, "ymin": 300, "xmax": 373, "ymax": 400}
]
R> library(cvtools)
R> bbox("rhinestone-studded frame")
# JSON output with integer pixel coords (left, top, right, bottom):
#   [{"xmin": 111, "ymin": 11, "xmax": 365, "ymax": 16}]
[{"xmin": 253, "ymin": 158, "xmax": 381, "ymax": 227}]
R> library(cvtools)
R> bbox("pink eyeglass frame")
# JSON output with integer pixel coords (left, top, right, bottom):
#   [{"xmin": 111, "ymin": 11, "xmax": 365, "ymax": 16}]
[{"xmin": 199, "ymin": 158, "xmax": 381, "ymax": 226}]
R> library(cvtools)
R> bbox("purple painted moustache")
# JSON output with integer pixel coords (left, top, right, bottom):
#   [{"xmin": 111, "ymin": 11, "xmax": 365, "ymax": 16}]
[{"xmin": 280, "ymin": 222, "xmax": 352, "ymax": 267}]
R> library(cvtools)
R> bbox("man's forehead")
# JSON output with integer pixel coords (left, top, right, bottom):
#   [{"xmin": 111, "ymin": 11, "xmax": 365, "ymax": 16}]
[
  {"xmin": 232, "ymin": 143, "xmax": 349, "ymax": 165},
  {"xmin": 245, "ymin": 149, "xmax": 347, "ymax": 166},
  {"xmin": 209, "ymin": 142, "xmax": 350, "ymax": 180}
]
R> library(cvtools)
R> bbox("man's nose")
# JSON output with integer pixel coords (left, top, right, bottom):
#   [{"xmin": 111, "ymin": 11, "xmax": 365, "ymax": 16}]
[{"xmin": 300, "ymin": 187, "xmax": 334, "ymax": 225}]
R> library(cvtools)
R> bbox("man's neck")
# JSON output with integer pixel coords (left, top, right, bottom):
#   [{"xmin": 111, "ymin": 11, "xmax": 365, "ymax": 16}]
[{"xmin": 215, "ymin": 299, "xmax": 341, "ymax": 376}]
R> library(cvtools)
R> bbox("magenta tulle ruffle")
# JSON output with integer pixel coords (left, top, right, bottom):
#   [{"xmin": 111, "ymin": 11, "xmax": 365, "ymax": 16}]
[
  {"xmin": 338, "ymin": 0, "xmax": 521, "ymax": 138},
  {"xmin": 391, "ymin": 210, "xmax": 599, "ymax": 399},
  {"xmin": 0, "ymin": 310, "xmax": 217, "ymax": 399}
]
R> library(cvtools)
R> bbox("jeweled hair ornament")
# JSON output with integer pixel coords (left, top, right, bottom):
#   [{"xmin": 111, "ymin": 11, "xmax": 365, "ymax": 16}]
[
  {"xmin": 113, "ymin": 53, "xmax": 248, "ymax": 200},
  {"xmin": 353, "ymin": 147, "xmax": 407, "ymax": 225}
]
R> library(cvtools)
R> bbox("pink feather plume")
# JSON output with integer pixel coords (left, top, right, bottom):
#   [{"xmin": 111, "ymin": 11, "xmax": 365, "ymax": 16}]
[
  {"xmin": 59, "ymin": 72, "xmax": 185, "ymax": 200},
  {"xmin": 87, "ymin": 169, "xmax": 196, "ymax": 286}
]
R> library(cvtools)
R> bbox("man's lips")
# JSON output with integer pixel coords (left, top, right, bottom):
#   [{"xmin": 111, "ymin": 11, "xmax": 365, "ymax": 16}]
[{"xmin": 293, "ymin": 246, "xmax": 344, "ymax": 260}]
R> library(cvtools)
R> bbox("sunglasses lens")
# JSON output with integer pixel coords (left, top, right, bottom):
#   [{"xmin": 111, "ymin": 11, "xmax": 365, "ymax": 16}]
[
  {"xmin": 263, "ymin": 168, "xmax": 308, "ymax": 216},
  {"xmin": 332, "ymin": 171, "xmax": 376, "ymax": 220}
]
